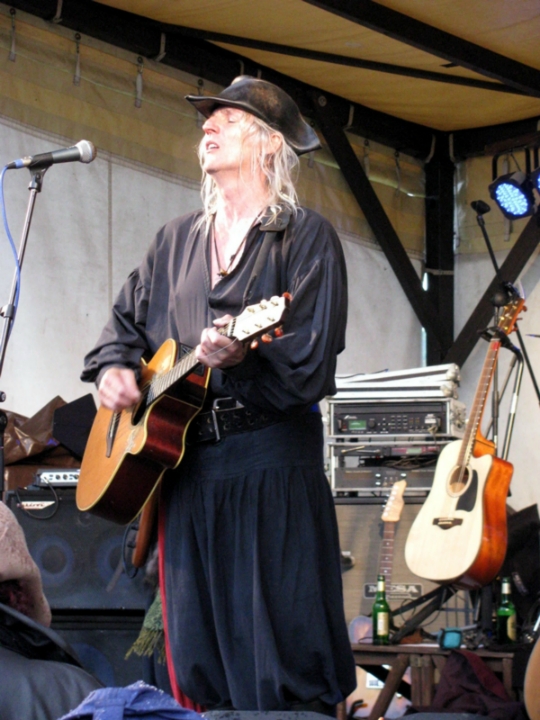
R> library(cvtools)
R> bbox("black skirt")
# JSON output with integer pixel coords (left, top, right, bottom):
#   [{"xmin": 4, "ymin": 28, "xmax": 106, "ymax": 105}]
[{"xmin": 161, "ymin": 412, "xmax": 356, "ymax": 711}]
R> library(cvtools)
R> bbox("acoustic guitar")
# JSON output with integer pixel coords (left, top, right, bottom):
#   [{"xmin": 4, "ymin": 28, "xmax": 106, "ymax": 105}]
[
  {"xmin": 76, "ymin": 295, "xmax": 289, "ymax": 526},
  {"xmin": 404, "ymin": 292, "xmax": 525, "ymax": 590}
]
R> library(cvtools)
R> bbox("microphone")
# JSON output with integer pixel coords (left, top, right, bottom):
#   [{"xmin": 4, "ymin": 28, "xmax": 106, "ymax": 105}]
[{"xmin": 6, "ymin": 140, "xmax": 96, "ymax": 170}]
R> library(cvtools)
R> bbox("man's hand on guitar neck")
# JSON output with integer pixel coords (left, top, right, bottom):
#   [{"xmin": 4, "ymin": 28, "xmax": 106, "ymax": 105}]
[
  {"xmin": 98, "ymin": 314, "xmax": 248, "ymax": 410},
  {"xmin": 98, "ymin": 367, "xmax": 142, "ymax": 412},
  {"xmin": 196, "ymin": 315, "xmax": 247, "ymax": 369}
]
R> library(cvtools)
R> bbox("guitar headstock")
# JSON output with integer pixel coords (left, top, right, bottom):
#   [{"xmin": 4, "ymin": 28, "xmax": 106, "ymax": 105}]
[
  {"xmin": 381, "ymin": 480, "xmax": 407, "ymax": 523},
  {"xmin": 497, "ymin": 291, "xmax": 526, "ymax": 335},
  {"xmin": 229, "ymin": 294, "xmax": 290, "ymax": 345}
]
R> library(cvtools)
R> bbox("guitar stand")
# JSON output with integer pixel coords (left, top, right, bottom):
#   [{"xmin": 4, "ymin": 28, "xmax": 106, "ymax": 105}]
[{"xmin": 390, "ymin": 585, "xmax": 457, "ymax": 644}]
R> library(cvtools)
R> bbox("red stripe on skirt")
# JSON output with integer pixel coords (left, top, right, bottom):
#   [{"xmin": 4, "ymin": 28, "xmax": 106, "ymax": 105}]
[{"xmin": 158, "ymin": 486, "xmax": 205, "ymax": 712}]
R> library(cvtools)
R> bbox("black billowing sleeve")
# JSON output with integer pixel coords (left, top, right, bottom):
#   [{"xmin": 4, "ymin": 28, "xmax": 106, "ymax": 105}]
[
  {"xmin": 81, "ymin": 261, "xmax": 152, "ymax": 387},
  {"xmin": 218, "ymin": 216, "xmax": 347, "ymax": 415}
]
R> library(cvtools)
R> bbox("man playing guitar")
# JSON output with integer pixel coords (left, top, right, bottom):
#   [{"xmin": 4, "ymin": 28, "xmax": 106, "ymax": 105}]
[{"xmin": 81, "ymin": 76, "xmax": 355, "ymax": 715}]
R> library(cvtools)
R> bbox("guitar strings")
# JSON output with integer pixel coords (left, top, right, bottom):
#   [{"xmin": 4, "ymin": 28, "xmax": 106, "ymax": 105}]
[
  {"xmin": 148, "ymin": 337, "xmax": 241, "ymax": 404},
  {"xmin": 198, "ymin": 337, "xmax": 239, "ymax": 359}
]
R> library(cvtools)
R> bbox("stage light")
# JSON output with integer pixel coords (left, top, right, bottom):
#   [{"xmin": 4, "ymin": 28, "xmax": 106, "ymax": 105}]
[
  {"xmin": 530, "ymin": 167, "xmax": 540, "ymax": 194},
  {"xmin": 488, "ymin": 171, "xmax": 534, "ymax": 219}
]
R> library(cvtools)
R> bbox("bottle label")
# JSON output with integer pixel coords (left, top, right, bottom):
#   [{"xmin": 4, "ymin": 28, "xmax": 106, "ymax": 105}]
[
  {"xmin": 377, "ymin": 612, "xmax": 389, "ymax": 636},
  {"xmin": 377, "ymin": 579, "xmax": 385, "ymax": 592},
  {"xmin": 507, "ymin": 614, "xmax": 516, "ymax": 641}
]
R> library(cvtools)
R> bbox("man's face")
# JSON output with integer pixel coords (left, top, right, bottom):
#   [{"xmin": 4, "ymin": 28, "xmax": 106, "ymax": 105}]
[{"xmin": 200, "ymin": 106, "xmax": 256, "ymax": 178}]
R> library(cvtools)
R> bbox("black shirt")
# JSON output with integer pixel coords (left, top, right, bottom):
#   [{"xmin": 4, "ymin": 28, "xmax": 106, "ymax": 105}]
[{"xmin": 82, "ymin": 206, "xmax": 348, "ymax": 416}]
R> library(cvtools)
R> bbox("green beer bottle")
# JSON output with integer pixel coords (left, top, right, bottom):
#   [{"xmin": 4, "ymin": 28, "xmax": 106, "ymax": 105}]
[
  {"xmin": 372, "ymin": 574, "xmax": 391, "ymax": 645},
  {"xmin": 496, "ymin": 576, "xmax": 517, "ymax": 644}
]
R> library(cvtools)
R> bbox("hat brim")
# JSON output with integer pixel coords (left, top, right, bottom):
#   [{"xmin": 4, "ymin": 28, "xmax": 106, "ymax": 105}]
[{"xmin": 185, "ymin": 94, "xmax": 321, "ymax": 155}]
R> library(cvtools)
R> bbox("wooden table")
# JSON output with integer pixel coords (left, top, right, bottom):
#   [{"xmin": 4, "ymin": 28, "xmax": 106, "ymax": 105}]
[{"xmin": 339, "ymin": 643, "xmax": 514, "ymax": 720}]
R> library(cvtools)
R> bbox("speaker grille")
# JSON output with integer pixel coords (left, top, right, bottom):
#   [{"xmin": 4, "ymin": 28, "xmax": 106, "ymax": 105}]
[{"xmin": 7, "ymin": 488, "xmax": 148, "ymax": 611}]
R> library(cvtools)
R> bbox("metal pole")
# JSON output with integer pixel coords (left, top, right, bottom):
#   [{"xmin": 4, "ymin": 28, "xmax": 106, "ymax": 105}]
[
  {"xmin": 0, "ymin": 168, "xmax": 47, "ymax": 500},
  {"xmin": 0, "ymin": 170, "xmax": 46, "ymax": 376}
]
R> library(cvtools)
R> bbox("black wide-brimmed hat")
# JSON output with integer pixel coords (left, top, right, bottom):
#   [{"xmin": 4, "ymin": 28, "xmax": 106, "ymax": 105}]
[{"xmin": 185, "ymin": 76, "xmax": 321, "ymax": 156}]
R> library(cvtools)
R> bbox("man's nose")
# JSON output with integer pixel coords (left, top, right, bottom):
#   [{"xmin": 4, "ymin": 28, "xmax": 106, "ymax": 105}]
[{"xmin": 202, "ymin": 115, "xmax": 218, "ymax": 132}]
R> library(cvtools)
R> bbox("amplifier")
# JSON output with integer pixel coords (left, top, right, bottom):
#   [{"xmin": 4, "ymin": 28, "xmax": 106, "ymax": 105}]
[
  {"xmin": 335, "ymin": 500, "xmax": 474, "ymax": 630},
  {"xmin": 328, "ymin": 397, "xmax": 465, "ymax": 439},
  {"xmin": 35, "ymin": 468, "xmax": 80, "ymax": 487},
  {"xmin": 7, "ymin": 488, "xmax": 147, "ymax": 611},
  {"xmin": 330, "ymin": 463, "xmax": 436, "ymax": 496}
]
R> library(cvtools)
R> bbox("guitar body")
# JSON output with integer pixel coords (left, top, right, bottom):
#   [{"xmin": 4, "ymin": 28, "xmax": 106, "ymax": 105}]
[
  {"xmin": 405, "ymin": 438, "xmax": 512, "ymax": 589},
  {"xmin": 77, "ymin": 339, "xmax": 210, "ymax": 524},
  {"xmin": 76, "ymin": 296, "xmax": 290, "ymax": 530}
]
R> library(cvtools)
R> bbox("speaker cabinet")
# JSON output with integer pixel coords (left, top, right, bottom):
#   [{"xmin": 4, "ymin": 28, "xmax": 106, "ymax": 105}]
[
  {"xmin": 52, "ymin": 611, "xmax": 145, "ymax": 687},
  {"xmin": 7, "ymin": 487, "xmax": 149, "ymax": 611},
  {"xmin": 335, "ymin": 498, "xmax": 473, "ymax": 635}
]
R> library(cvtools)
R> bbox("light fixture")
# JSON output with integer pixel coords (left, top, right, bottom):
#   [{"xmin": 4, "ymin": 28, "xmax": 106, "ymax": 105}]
[
  {"xmin": 530, "ymin": 167, "xmax": 540, "ymax": 194},
  {"xmin": 488, "ymin": 171, "xmax": 535, "ymax": 219}
]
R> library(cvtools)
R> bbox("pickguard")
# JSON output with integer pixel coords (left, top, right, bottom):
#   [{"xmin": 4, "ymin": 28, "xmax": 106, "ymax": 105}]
[{"xmin": 456, "ymin": 469, "xmax": 478, "ymax": 512}]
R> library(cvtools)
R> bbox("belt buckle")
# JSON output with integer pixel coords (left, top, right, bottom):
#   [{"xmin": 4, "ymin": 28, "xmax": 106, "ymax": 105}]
[{"xmin": 211, "ymin": 397, "xmax": 244, "ymax": 442}]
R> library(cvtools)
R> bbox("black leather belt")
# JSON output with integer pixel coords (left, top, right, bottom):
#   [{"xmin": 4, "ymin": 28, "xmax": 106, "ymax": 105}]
[{"xmin": 188, "ymin": 398, "xmax": 283, "ymax": 444}]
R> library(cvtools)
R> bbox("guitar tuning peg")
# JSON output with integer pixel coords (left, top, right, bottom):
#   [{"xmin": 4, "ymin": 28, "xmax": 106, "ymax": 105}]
[
  {"xmin": 250, "ymin": 339, "xmax": 259, "ymax": 350},
  {"xmin": 274, "ymin": 326, "xmax": 284, "ymax": 337},
  {"xmin": 261, "ymin": 334, "xmax": 273, "ymax": 343}
]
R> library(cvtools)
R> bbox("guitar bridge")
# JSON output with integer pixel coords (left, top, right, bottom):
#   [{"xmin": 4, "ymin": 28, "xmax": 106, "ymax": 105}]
[{"xmin": 433, "ymin": 517, "xmax": 463, "ymax": 530}]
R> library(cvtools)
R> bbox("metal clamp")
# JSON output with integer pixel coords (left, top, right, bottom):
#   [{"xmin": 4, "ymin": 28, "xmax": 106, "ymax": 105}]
[{"xmin": 210, "ymin": 397, "xmax": 244, "ymax": 442}]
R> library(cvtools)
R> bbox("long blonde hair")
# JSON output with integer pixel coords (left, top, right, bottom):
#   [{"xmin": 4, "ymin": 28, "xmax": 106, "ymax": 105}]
[{"xmin": 196, "ymin": 111, "xmax": 300, "ymax": 233}]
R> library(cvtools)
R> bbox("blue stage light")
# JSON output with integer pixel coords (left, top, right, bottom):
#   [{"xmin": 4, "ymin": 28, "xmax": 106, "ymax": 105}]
[
  {"xmin": 488, "ymin": 171, "xmax": 534, "ymax": 219},
  {"xmin": 531, "ymin": 167, "xmax": 540, "ymax": 194}
]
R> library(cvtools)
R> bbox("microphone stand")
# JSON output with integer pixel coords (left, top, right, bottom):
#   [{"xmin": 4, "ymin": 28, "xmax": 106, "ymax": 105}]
[{"xmin": 0, "ymin": 167, "xmax": 48, "ymax": 501}]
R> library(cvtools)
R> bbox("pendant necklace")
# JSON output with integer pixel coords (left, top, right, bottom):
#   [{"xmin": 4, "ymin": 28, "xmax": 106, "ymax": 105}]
[{"xmin": 213, "ymin": 222, "xmax": 248, "ymax": 278}]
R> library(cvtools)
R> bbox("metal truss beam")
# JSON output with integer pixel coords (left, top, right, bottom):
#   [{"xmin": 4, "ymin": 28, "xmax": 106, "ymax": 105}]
[
  {"xmin": 303, "ymin": 0, "xmax": 540, "ymax": 98},
  {"xmin": 445, "ymin": 216, "xmax": 540, "ymax": 367},
  {"xmin": 310, "ymin": 90, "xmax": 446, "ymax": 351}
]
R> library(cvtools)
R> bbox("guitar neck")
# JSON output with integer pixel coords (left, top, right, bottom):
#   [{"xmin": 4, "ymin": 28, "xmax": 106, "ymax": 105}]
[
  {"xmin": 378, "ymin": 521, "xmax": 396, "ymax": 585},
  {"xmin": 458, "ymin": 338, "xmax": 500, "ymax": 467},
  {"xmin": 146, "ymin": 347, "xmax": 199, "ymax": 406},
  {"xmin": 146, "ymin": 319, "xmax": 240, "ymax": 406},
  {"xmin": 141, "ymin": 295, "xmax": 289, "ymax": 409}
]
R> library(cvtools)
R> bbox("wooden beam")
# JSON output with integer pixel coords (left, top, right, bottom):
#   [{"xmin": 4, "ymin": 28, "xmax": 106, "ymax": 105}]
[{"xmin": 309, "ymin": 90, "xmax": 445, "ymax": 350}]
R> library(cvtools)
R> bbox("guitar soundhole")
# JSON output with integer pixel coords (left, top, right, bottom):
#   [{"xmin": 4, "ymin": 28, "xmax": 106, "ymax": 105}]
[
  {"xmin": 448, "ymin": 465, "xmax": 470, "ymax": 495},
  {"xmin": 132, "ymin": 387, "xmax": 149, "ymax": 425}
]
